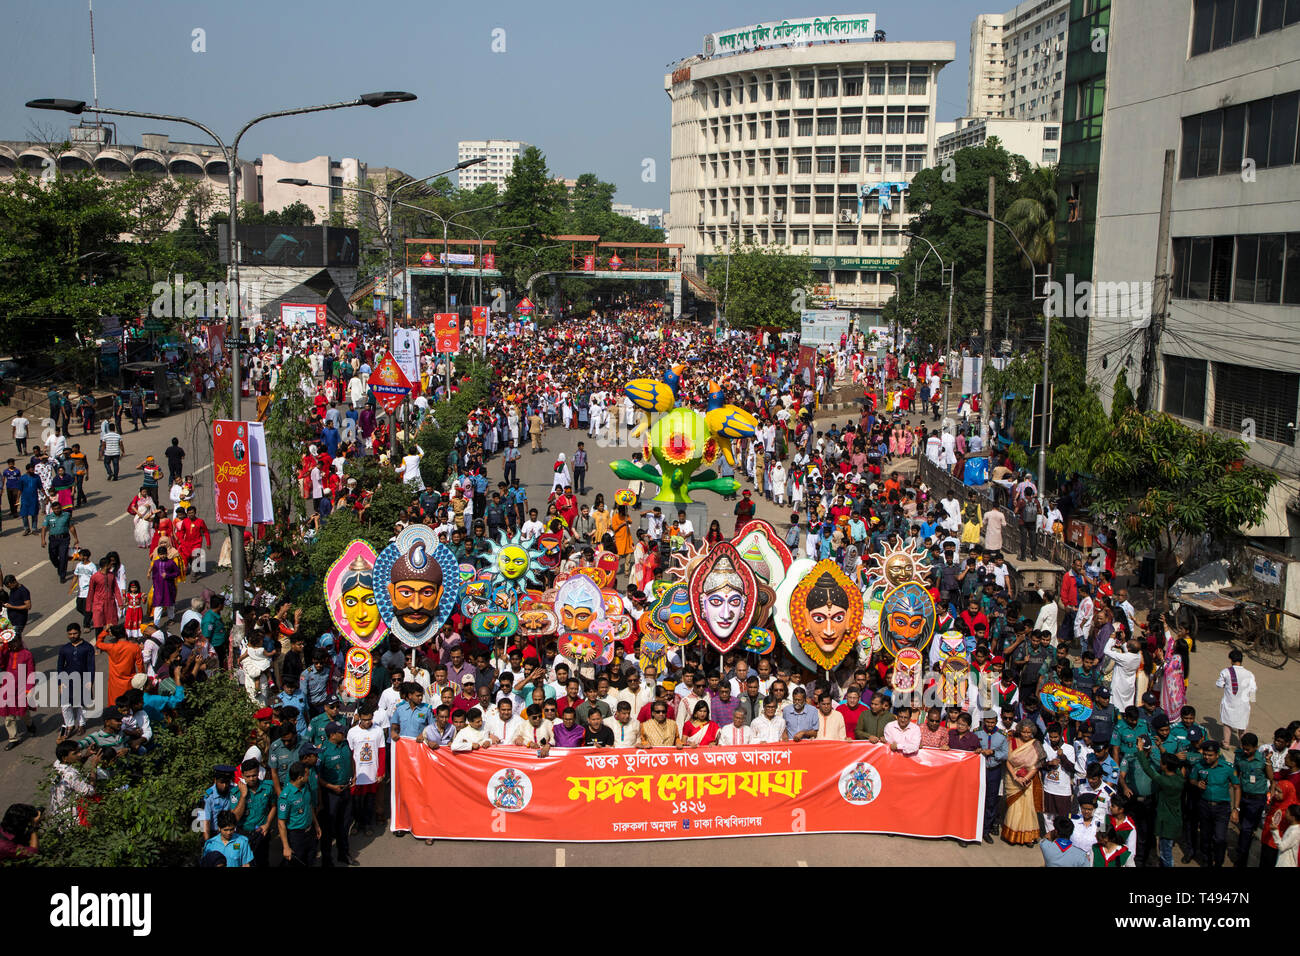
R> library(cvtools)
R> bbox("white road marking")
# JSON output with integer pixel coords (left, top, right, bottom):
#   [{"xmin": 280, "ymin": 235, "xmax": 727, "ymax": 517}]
[
  {"xmin": 30, "ymin": 598, "xmax": 78, "ymax": 637},
  {"xmin": 555, "ymin": 847, "xmax": 566, "ymax": 867},
  {"xmin": 797, "ymin": 860, "xmax": 808, "ymax": 867},
  {"xmin": 106, "ymin": 510, "xmax": 131, "ymax": 526},
  {"xmin": 17, "ymin": 563, "xmax": 47, "ymax": 582},
  {"xmin": 194, "ymin": 464, "xmax": 211, "ymax": 476}
]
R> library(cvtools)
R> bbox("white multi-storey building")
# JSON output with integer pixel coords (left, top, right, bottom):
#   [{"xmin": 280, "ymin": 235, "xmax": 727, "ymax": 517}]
[
  {"xmin": 969, "ymin": 0, "xmax": 1069, "ymax": 122},
  {"xmin": 1088, "ymin": 0, "xmax": 1300, "ymax": 552},
  {"xmin": 457, "ymin": 139, "xmax": 530, "ymax": 191},
  {"xmin": 611, "ymin": 203, "xmax": 666, "ymax": 230},
  {"xmin": 665, "ymin": 16, "xmax": 954, "ymax": 317},
  {"xmin": 936, "ymin": 116, "xmax": 1060, "ymax": 165},
  {"xmin": 968, "ymin": 14, "xmax": 1007, "ymax": 117}
]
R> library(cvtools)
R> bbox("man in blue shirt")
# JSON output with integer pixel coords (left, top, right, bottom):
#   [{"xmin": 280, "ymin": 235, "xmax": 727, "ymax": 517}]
[
  {"xmin": 976, "ymin": 716, "xmax": 1009, "ymax": 842},
  {"xmin": 301, "ymin": 652, "xmax": 331, "ymax": 718},
  {"xmin": 276, "ymin": 678, "xmax": 309, "ymax": 738},
  {"xmin": 202, "ymin": 810, "xmax": 254, "ymax": 867},
  {"xmin": 321, "ymin": 421, "xmax": 340, "ymax": 458},
  {"xmin": 392, "ymin": 683, "xmax": 433, "ymax": 741},
  {"xmin": 1040, "ymin": 817, "xmax": 1090, "ymax": 866},
  {"xmin": 782, "ymin": 688, "xmax": 820, "ymax": 741},
  {"xmin": 17, "ymin": 464, "xmax": 41, "ymax": 535},
  {"xmin": 201, "ymin": 765, "xmax": 237, "ymax": 840},
  {"xmin": 2, "ymin": 459, "xmax": 21, "ymax": 519}
]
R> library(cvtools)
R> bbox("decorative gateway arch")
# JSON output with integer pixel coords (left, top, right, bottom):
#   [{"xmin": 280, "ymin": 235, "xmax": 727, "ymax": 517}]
[{"xmin": 404, "ymin": 235, "xmax": 685, "ymax": 322}]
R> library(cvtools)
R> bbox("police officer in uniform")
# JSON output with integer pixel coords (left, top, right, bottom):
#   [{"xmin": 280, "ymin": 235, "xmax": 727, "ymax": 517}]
[
  {"xmin": 200, "ymin": 765, "xmax": 236, "ymax": 840},
  {"xmin": 232, "ymin": 757, "xmax": 276, "ymax": 867},
  {"xmin": 276, "ymin": 761, "xmax": 320, "ymax": 866},
  {"xmin": 318, "ymin": 722, "xmax": 358, "ymax": 866}
]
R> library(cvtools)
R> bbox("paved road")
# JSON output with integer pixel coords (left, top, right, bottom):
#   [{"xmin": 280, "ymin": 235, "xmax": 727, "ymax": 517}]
[
  {"xmin": 0, "ymin": 400, "xmax": 219, "ymax": 807},
  {"xmin": 1, "ymin": 388, "xmax": 1292, "ymax": 866}
]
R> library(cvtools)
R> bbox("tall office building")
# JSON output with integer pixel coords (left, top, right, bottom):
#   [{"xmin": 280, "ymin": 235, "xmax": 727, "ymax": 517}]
[
  {"xmin": 457, "ymin": 139, "xmax": 531, "ymax": 191},
  {"xmin": 968, "ymin": 0, "xmax": 1070, "ymax": 122},
  {"xmin": 665, "ymin": 15, "xmax": 954, "ymax": 320},
  {"xmin": 1088, "ymin": 0, "xmax": 1300, "ymax": 551}
]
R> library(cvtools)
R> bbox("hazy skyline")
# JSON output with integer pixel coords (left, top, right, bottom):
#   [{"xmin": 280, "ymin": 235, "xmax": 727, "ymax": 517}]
[{"xmin": 5, "ymin": 0, "xmax": 997, "ymax": 210}]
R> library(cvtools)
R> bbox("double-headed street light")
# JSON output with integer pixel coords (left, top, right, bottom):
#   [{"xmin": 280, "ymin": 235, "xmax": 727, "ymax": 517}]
[
  {"xmin": 27, "ymin": 90, "xmax": 416, "ymax": 616},
  {"xmin": 958, "ymin": 205, "xmax": 1050, "ymax": 502},
  {"xmin": 906, "ymin": 232, "xmax": 956, "ymax": 429}
]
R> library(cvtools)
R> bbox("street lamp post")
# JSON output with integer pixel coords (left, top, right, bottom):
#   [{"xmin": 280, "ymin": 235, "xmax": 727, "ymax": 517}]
[
  {"xmin": 28, "ymin": 91, "xmax": 416, "ymax": 620},
  {"xmin": 906, "ymin": 232, "xmax": 956, "ymax": 429},
  {"xmin": 958, "ymin": 206, "xmax": 1049, "ymax": 496},
  {"xmin": 279, "ymin": 157, "xmax": 485, "ymax": 451}
]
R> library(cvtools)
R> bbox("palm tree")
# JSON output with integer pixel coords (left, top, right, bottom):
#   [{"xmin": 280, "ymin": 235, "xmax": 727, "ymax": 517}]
[{"xmin": 1004, "ymin": 165, "xmax": 1058, "ymax": 266}]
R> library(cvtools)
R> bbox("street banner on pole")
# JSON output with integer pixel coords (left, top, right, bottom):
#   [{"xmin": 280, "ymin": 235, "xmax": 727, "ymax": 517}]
[
  {"xmin": 247, "ymin": 421, "xmax": 274, "ymax": 524},
  {"xmin": 368, "ymin": 353, "xmax": 412, "ymax": 415},
  {"xmin": 434, "ymin": 313, "xmax": 460, "ymax": 353},
  {"xmin": 212, "ymin": 420, "xmax": 252, "ymax": 527},
  {"xmin": 392, "ymin": 327, "xmax": 421, "ymax": 391},
  {"xmin": 392, "ymin": 739, "xmax": 984, "ymax": 843},
  {"xmin": 471, "ymin": 305, "xmax": 489, "ymax": 337}
]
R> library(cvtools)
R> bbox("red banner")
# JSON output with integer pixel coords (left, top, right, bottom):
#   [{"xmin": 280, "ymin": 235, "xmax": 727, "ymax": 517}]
[
  {"xmin": 471, "ymin": 305, "xmax": 489, "ymax": 337},
  {"xmin": 434, "ymin": 313, "xmax": 460, "ymax": 353},
  {"xmin": 583, "ymin": 254, "xmax": 595, "ymax": 271},
  {"xmin": 212, "ymin": 420, "xmax": 252, "ymax": 526},
  {"xmin": 483, "ymin": 253, "xmax": 495, "ymax": 271},
  {"xmin": 392, "ymin": 740, "xmax": 984, "ymax": 843},
  {"xmin": 367, "ymin": 353, "xmax": 412, "ymax": 415}
]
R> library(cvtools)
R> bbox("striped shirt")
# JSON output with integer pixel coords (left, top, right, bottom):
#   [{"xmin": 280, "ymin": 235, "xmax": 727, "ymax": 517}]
[{"xmin": 102, "ymin": 432, "xmax": 122, "ymax": 456}]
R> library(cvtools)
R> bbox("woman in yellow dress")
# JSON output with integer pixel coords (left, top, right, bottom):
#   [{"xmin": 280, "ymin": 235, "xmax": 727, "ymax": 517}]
[{"xmin": 1002, "ymin": 721, "xmax": 1045, "ymax": 846}]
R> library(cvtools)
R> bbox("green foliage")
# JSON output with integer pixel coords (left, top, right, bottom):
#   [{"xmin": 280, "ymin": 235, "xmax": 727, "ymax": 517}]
[
  {"xmin": 1111, "ymin": 369, "xmax": 1135, "ymax": 421},
  {"xmin": 0, "ymin": 171, "xmax": 201, "ymax": 347},
  {"xmin": 34, "ymin": 676, "xmax": 256, "ymax": 867},
  {"xmin": 705, "ymin": 238, "xmax": 813, "ymax": 330},
  {"xmin": 1088, "ymin": 409, "xmax": 1279, "ymax": 567},
  {"xmin": 495, "ymin": 147, "xmax": 571, "ymax": 292},
  {"xmin": 883, "ymin": 141, "xmax": 1040, "ymax": 345},
  {"xmin": 416, "ymin": 360, "xmax": 490, "ymax": 489},
  {"xmin": 1002, "ymin": 165, "xmax": 1058, "ymax": 267}
]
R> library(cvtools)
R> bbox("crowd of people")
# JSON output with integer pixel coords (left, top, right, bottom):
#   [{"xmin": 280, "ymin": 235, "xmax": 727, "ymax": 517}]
[{"xmin": 0, "ymin": 299, "xmax": 1295, "ymax": 872}]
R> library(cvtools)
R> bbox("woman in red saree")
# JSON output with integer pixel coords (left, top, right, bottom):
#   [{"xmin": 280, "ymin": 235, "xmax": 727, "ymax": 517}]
[
  {"xmin": 1002, "ymin": 721, "xmax": 1044, "ymax": 846},
  {"xmin": 682, "ymin": 701, "xmax": 718, "ymax": 747},
  {"xmin": 1260, "ymin": 780, "xmax": 1297, "ymax": 868}
]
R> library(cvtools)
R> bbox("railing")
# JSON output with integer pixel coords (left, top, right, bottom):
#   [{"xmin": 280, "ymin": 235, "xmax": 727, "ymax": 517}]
[{"xmin": 915, "ymin": 456, "xmax": 1082, "ymax": 569}]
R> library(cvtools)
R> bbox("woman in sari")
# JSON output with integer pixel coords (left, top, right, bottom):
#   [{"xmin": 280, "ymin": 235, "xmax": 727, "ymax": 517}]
[
  {"xmin": 128, "ymin": 491, "xmax": 158, "ymax": 549},
  {"xmin": 1155, "ymin": 627, "xmax": 1188, "ymax": 716},
  {"xmin": 1002, "ymin": 721, "xmax": 1044, "ymax": 846},
  {"xmin": 682, "ymin": 701, "xmax": 719, "ymax": 747},
  {"xmin": 1260, "ymin": 780, "xmax": 1298, "ymax": 868},
  {"xmin": 147, "ymin": 545, "xmax": 181, "ymax": 626}
]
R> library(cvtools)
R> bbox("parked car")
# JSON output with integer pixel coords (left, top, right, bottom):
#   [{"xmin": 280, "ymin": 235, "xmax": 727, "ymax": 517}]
[{"xmin": 119, "ymin": 362, "xmax": 195, "ymax": 416}]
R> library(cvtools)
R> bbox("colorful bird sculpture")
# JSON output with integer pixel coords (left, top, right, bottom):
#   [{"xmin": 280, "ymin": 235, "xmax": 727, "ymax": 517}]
[
  {"xmin": 625, "ymin": 365, "xmax": 684, "ymax": 439},
  {"xmin": 704, "ymin": 380, "xmax": 758, "ymax": 467}
]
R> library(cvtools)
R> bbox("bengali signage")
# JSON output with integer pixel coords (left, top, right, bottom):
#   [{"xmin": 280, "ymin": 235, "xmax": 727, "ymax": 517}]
[
  {"xmin": 392, "ymin": 739, "xmax": 983, "ymax": 842},
  {"xmin": 434, "ymin": 313, "xmax": 460, "ymax": 353},
  {"xmin": 367, "ymin": 353, "xmax": 412, "ymax": 414},
  {"xmin": 471, "ymin": 305, "xmax": 489, "ymax": 337},
  {"xmin": 281, "ymin": 303, "xmax": 327, "ymax": 329},
  {"xmin": 801, "ymin": 309, "xmax": 852, "ymax": 345},
  {"xmin": 440, "ymin": 253, "xmax": 476, "ymax": 266},
  {"xmin": 703, "ymin": 14, "xmax": 877, "ymax": 56},
  {"xmin": 212, "ymin": 420, "xmax": 252, "ymax": 527}
]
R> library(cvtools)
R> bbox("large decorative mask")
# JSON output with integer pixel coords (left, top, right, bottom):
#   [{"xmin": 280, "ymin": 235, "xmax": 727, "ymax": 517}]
[
  {"xmin": 343, "ymin": 646, "xmax": 372, "ymax": 699},
  {"xmin": 788, "ymin": 559, "xmax": 864, "ymax": 670},
  {"xmin": 374, "ymin": 525, "xmax": 462, "ymax": 647},
  {"xmin": 554, "ymin": 575, "xmax": 605, "ymax": 635},
  {"xmin": 688, "ymin": 542, "xmax": 757, "ymax": 654},
  {"xmin": 878, "ymin": 581, "xmax": 936, "ymax": 658},
  {"xmin": 325, "ymin": 540, "xmax": 388, "ymax": 651},
  {"xmin": 650, "ymin": 583, "xmax": 696, "ymax": 646}
]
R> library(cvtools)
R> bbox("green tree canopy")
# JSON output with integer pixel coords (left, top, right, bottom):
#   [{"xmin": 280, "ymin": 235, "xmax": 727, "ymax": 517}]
[{"xmin": 704, "ymin": 238, "xmax": 812, "ymax": 330}]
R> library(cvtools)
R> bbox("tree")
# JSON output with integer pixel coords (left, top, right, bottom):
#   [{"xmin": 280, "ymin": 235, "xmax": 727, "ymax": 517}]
[
  {"xmin": 884, "ymin": 140, "xmax": 1038, "ymax": 348},
  {"xmin": 1087, "ymin": 409, "xmax": 1279, "ymax": 576},
  {"xmin": 1003, "ymin": 165, "xmax": 1058, "ymax": 267},
  {"xmin": 704, "ymin": 238, "xmax": 812, "ymax": 330},
  {"xmin": 495, "ymin": 146, "xmax": 570, "ymax": 292}
]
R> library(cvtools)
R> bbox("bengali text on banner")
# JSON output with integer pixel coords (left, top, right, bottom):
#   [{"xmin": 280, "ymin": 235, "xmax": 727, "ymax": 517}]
[{"xmin": 392, "ymin": 739, "xmax": 984, "ymax": 842}]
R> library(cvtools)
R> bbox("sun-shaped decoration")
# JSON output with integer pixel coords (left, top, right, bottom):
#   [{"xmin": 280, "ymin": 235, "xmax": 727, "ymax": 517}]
[
  {"xmin": 867, "ymin": 539, "xmax": 926, "ymax": 590},
  {"xmin": 481, "ymin": 529, "xmax": 546, "ymax": 594},
  {"xmin": 668, "ymin": 541, "xmax": 709, "ymax": 582}
]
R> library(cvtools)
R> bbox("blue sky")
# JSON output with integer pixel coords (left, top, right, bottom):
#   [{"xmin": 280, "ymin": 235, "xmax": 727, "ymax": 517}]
[{"xmin": 5, "ymin": 0, "xmax": 992, "ymax": 209}]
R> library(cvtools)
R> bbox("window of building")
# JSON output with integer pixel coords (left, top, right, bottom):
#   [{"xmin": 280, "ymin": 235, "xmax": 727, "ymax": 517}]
[
  {"xmin": 796, "ymin": 156, "xmax": 812, "ymax": 174},
  {"xmin": 817, "ymin": 117, "xmax": 837, "ymax": 135},
  {"xmin": 909, "ymin": 75, "xmax": 928, "ymax": 95},
  {"xmin": 1042, "ymin": 148, "xmax": 1058, "ymax": 162},
  {"xmin": 867, "ymin": 116, "xmax": 883, "ymax": 135},
  {"xmin": 840, "ymin": 154, "xmax": 861, "ymax": 173},
  {"xmin": 842, "ymin": 116, "xmax": 862, "ymax": 135},
  {"xmin": 815, "ymin": 196, "xmax": 834, "ymax": 214},
  {"xmin": 794, "ymin": 197, "xmax": 811, "ymax": 214},
  {"xmin": 1213, "ymin": 362, "xmax": 1298, "ymax": 444},
  {"xmin": 799, "ymin": 80, "xmax": 816, "ymax": 98},
  {"xmin": 792, "ymin": 229, "xmax": 809, "ymax": 245},
  {"xmin": 820, "ymin": 78, "xmax": 839, "ymax": 97},
  {"xmin": 1192, "ymin": 0, "xmax": 1263, "ymax": 54},
  {"xmin": 1182, "ymin": 92, "xmax": 1300, "ymax": 178},
  {"xmin": 778, "ymin": 81, "xmax": 791, "ymax": 100},
  {"xmin": 865, "ymin": 147, "xmax": 882, "ymax": 173},
  {"xmin": 885, "ymin": 148, "xmax": 903, "ymax": 173},
  {"xmin": 814, "ymin": 230, "xmax": 834, "ymax": 245},
  {"xmin": 1045, "ymin": 126, "xmax": 1060, "ymax": 140},
  {"xmin": 906, "ymin": 115, "xmax": 926, "ymax": 134},
  {"xmin": 796, "ymin": 118, "xmax": 813, "ymax": 136},
  {"xmin": 777, "ymin": 118, "xmax": 790, "ymax": 137},
  {"xmin": 888, "ymin": 73, "xmax": 907, "ymax": 95},
  {"xmin": 1163, "ymin": 355, "xmax": 1208, "ymax": 423},
  {"xmin": 843, "ymin": 77, "xmax": 863, "ymax": 96},
  {"xmin": 1261, "ymin": 0, "xmax": 1300, "ymax": 31},
  {"xmin": 776, "ymin": 156, "xmax": 790, "ymax": 174}
]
